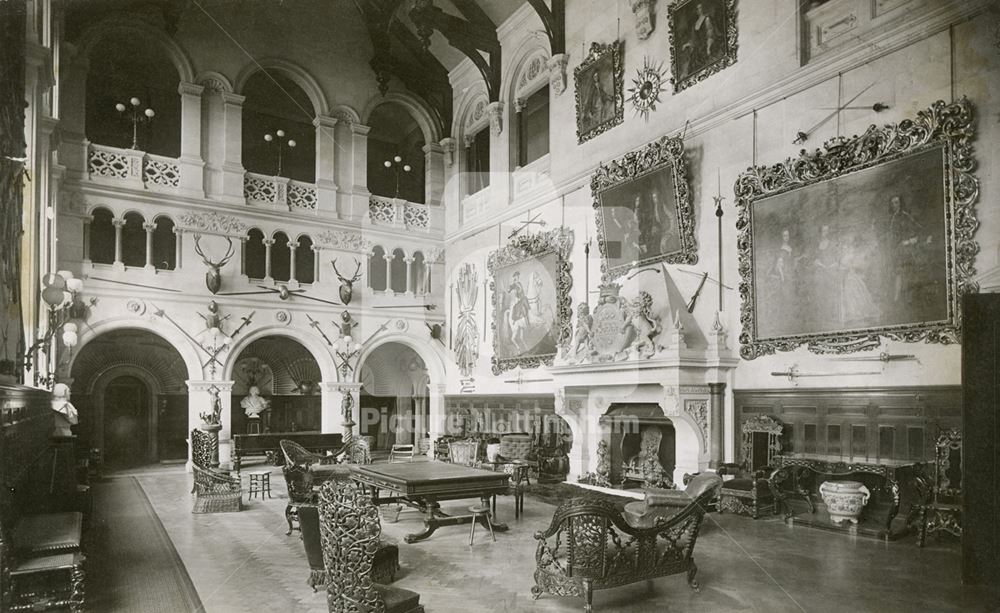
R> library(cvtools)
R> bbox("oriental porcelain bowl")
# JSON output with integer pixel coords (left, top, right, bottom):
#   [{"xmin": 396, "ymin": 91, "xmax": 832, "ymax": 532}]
[{"xmin": 819, "ymin": 480, "xmax": 870, "ymax": 525}]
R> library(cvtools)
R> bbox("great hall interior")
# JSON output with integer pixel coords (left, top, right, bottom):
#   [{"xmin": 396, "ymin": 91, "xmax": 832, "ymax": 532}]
[{"xmin": 0, "ymin": 0, "xmax": 998, "ymax": 611}]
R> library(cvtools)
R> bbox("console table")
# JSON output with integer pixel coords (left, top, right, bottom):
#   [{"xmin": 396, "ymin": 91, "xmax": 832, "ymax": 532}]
[{"xmin": 769, "ymin": 453, "xmax": 923, "ymax": 540}]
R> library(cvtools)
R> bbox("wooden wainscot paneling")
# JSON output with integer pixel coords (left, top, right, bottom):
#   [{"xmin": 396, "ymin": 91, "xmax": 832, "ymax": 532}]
[{"xmin": 733, "ymin": 387, "xmax": 961, "ymax": 465}]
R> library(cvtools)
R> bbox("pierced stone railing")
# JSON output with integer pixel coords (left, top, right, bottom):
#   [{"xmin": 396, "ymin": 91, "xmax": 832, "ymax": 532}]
[
  {"xmin": 368, "ymin": 195, "xmax": 430, "ymax": 231},
  {"xmin": 88, "ymin": 143, "xmax": 179, "ymax": 191},
  {"xmin": 244, "ymin": 172, "xmax": 318, "ymax": 211}
]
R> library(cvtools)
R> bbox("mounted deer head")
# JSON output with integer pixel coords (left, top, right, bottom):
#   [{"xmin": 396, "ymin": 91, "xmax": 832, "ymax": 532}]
[
  {"xmin": 331, "ymin": 257, "xmax": 363, "ymax": 305},
  {"xmin": 193, "ymin": 235, "xmax": 235, "ymax": 295}
]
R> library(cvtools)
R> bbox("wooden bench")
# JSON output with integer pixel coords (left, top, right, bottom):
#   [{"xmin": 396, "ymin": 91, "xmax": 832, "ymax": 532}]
[{"xmin": 232, "ymin": 432, "xmax": 343, "ymax": 472}]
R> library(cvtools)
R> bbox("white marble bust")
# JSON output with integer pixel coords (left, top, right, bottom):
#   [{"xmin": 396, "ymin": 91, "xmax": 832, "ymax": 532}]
[{"xmin": 241, "ymin": 385, "xmax": 270, "ymax": 419}]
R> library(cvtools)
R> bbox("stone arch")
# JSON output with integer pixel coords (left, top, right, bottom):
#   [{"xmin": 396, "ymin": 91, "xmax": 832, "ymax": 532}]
[
  {"xmin": 194, "ymin": 70, "xmax": 234, "ymax": 94},
  {"xmin": 503, "ymin": 39, "xmax": 550, "ymax": 105},
  {"xmin": 66, "ymin": 317, "xmax": 203, "ymax": 382},
  {"xmin": 234, "ymin": 58, "xmax": 329, "ymax": 116},
  {"xmin": 222, "ymin": 324, "xmax": 335, "ymax": 384},
  {"xmin": 362, "ymin": 91, "xmax": 442, "ymax": 145},
  {"xmin": 332, "ymin": 104, "xmax": 362, "ymax": 125},
  {"xmin": 353, "ymin": 333, "xmax": 446, "ymax": 391},
  {"xmin": 452, "ymin": 85, "xmax": 490, "ymax": 142},
  {"xmin": 75, "ymin": 18, "xmax": 196, "ymax": 83}
]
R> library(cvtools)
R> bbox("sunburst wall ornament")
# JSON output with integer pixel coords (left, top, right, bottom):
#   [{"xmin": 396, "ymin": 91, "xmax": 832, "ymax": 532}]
[{"xmin": 628, "ymin": 57, "xmax": 667, "ymax": 120}]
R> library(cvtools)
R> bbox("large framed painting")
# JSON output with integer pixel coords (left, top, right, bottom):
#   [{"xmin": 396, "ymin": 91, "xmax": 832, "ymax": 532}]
[
  {"xmin": 489, "ymin": 228, "xmax": 574, "ymax": 374},
  {"xmin": 736, "ymin": 98, "xmax": 980, "ymax": 359},
  {"xmin": 668, "ymin": 0, "xmax": 738, "ymax": 93},
  {"xmin": 574, "ymin": 41, "xmax": 624, "ymax": 144},
  {"xmin": 592, "ymin": 135, "xmax": 697, "ymax": 278}
]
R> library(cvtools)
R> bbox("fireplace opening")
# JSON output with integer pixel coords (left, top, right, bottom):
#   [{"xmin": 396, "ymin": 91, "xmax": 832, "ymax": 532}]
[{"xmin": 599, "ymin": 403, "xmax": 676, "ymax": 488}]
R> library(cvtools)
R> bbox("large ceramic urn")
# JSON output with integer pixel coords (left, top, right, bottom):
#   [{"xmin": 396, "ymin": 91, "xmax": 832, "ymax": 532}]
[{"xmin": 819, "ymin": 480, "xmax": 870, "ymax": 525}]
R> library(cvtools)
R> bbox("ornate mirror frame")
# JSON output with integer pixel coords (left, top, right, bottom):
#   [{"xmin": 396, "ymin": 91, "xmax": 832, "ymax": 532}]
[
  {"xmin": 735, "ymin": 98, "xmax": 980, "ymax": 359},
  {"xmin": 591, "ymin": 134, "xmax": 698, "ymax": 278},
  {"xmin": 488, "ymin": 228, "xmax": 574, "ymax": 374}
]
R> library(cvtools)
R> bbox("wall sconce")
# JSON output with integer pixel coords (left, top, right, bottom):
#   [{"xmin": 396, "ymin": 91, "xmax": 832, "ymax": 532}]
[
  {"xmin": 115, "ymin": 97, "xmax": 155, "ymax": 150},
  {"xmin": 264, "ymin": 129, "xmax": 296, "ymax": 177}
]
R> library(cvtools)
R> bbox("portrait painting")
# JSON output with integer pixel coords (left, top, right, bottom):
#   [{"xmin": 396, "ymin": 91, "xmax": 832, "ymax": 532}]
[
  {"xmin": 592, "ymin": 135, "xmax": 697, "ymax": 278},
  {"xmin": 489, "ymin": 229, "xmax": 574, "ymax": 374},
  {"xmin": 574, "ymin": 41, "xmax": 624, "ymax": 144},
  {"xmin": 736, "ymin": 98, "xmax": 980, "ymax": 359},
  {"xmin": 668, "ymin": 0, "xmax": 738, "ymax": 93}
]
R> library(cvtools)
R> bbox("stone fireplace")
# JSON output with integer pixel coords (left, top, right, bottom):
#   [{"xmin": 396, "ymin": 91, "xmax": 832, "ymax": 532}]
[{"xmin": 600, "ymin": 403, "xmax": 676, "ymax": 486}]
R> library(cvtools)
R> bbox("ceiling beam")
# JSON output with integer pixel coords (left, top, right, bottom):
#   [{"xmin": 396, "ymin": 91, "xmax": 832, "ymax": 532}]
[
  {"xmin": 409, "ymin": 0, "xmax": 501, "ymax": 103},
  {"xmin": 526, "ymin": 0, "xmax": 565, "ymax": 55}
]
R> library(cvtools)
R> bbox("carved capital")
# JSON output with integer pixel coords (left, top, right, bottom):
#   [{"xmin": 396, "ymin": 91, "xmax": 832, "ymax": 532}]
[
  {"xmin": 440, "ymin": 137, "xmax": 456, "ymax": 167},
  {"xmin": 487, "ymin": 101, "xmax": 504, "ymax": 136}
]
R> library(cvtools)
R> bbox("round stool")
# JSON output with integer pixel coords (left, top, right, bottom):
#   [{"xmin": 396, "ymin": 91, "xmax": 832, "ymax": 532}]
[
  {"xmin": 468, "ymin": 503, "xmax": 495, "ymax": 545},
  {"xmin": 247, "ymin": 471, "xmax": 272, "ymax": 499}
]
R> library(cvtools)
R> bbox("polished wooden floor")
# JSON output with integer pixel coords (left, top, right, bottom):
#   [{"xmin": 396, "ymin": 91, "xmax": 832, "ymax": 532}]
[{"xmin": 109, "ymin": 463, "xmax": 998, "ymax": 613}]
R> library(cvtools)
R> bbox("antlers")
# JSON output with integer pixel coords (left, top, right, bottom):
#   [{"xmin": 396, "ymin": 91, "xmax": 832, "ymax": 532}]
[
  {"xmin": 331, "ymin": 257, "xmax": 362, "ymax": 283},
  {"xmin": 194, "ymin": 235, "xmax": 235, "ymax": 269}
]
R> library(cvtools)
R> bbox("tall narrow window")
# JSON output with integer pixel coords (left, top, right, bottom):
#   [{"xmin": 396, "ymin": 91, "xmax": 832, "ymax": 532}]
[
  {"xmin": 272, "ymin": 232, "xmax": 291, "ymax": 282},
  {"xmin": 152, "ymin": 216, "xmax": 176, "ymax": 270},
  {"xmin": 412, "ymin": 251, "xmax": 426, "ymax": 295},
  {"xmin": 466, "ymin": 127, "xmax": 490, "ymax": 195},
  {"xmin": 245, "ymin": 228, "xmax": 266, "ymax": 279},
  {"xmin": 390, "ymin": 248, "xmax": 407, "ymax": 293},
  {"xmin": 296, "ymin": 235, "xmax": 315, "ymax": 284},
  {"xmin": 517, "ymin": 86, "xmax": 549, "ymax": 167},
  {"xmin": 89, "ymin": 207, "xmax": 115, "ymax": 264},
  {"xmin": 369, "ymin": 246, "xmax": 387, "ymax": 291},
  {"xmin": 121, "ymin": 212, "xmax": 146, "ymax": 268}
]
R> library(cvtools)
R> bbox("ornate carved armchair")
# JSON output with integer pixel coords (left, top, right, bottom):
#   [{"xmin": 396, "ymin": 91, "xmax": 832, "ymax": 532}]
[
  {"xmin": 531, "ymin": 473, "xmax": 722, "ymax": 612},
  {"xmin": 915, "ymin": 429, "xmax": 962, "ymax": 547},
  {"xmin": 190, "ymin": 429, "xmax": 241, "ymax": 514},
  {"xmin": 317, "ymin": 479, "xmax": 422, "ymax": 613},
  {"xmin": 717, "ymin": 415, "xmax": 782, "ymax": 519}
]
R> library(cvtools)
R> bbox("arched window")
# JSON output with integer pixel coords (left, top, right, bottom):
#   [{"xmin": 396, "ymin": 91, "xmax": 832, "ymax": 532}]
[
  {"xmin": 516, "ymin": 85, "xmax": 550, "ymax": 167},
  {"xmin": 245, "ymin": 228, "xmax": 266, "ymax": 279},
  {"xmin": 296, "ymin": 235, "xmax": 315, "ymax": 284},
  {"xmin": 390, "ymin": 248, "xmax": 407, "ymax": 294},
  {"xmin": 85, "ymin": 34, "xmax": 180, "ymax": 156},
  {"xmin": 368, "ymin": 103, "xmax": 425, "ymax": 203},
  {"xmin": 242, "ymin": 72, "xmax": 316, "ymax": 183},
  {"xmin": 369, "ymin": 246, "xmax": 387, "ymax": 291},
  {"xmin": 152, "ymin": 216, "xmax": 176, "ymax": 270},
  {"xmin": 412, "ymin": 251, "xmax": 427, "ymax": 295},
  {"xmin": 121, "ymin": 212, "xmax": 146, "ymax": 268},
  {"xmin": 271, "ymin": 232, "xmax": 291, "ymax": 282},
  {"xmin": 89, "ymin": 207, "xmax": 115, "ymax": 264}
]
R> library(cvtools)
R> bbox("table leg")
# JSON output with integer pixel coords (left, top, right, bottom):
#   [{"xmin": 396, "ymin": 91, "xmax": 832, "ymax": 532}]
[{"xmin": 402, "ymin": 495, "xmax": 510, "ymax": 543}]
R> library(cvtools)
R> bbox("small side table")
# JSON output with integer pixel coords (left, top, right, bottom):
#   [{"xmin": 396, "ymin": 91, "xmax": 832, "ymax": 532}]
[{"xmin": 247, "ymin": 471, "xmax": 272, "ymax": 499}]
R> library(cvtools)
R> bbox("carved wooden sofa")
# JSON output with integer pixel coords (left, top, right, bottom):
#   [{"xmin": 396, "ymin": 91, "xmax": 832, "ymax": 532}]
[
  {"xmin": 190, "ymin": 429, "xmax": 241, "ymax": 514},
  {"xmin": 317, "ymin": 479, "xmax": 422, "ymax": 613},
  {"xmin": 532, "ymin": 473, "xmax": 722, "ymax": 612}
]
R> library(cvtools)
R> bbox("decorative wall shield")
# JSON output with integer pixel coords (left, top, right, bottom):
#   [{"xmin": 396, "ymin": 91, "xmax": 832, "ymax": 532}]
[
  {"xmin": 735, "ymin": 98, "xmax": 980, "ymax": 359},
  {"xmin": 667, "ymin": 0, "xmax": 738, "ymax": 93},
  {"xmin": 488, "ymin": 228, "xmax": 574, "ymax": 374},
  {"xmin": 574, "ymin": 41, "xmax": 624, "ymax": 144},
  {"xmin": 591, "ymin": 135, "xmax": 697, "ymax": 278},
  {"xmin": 566, "ymin": 283, "xmax": 663, "ymax": 363}
]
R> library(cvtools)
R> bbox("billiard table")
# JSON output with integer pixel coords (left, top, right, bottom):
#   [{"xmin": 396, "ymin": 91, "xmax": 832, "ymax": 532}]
[{"xmin": 350, "ymin": 462, "xmax": 512, "ymax": 543}]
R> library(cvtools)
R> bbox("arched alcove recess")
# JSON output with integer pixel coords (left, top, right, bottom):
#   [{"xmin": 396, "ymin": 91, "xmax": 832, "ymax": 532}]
[
  {"xmin": 358, "ymin": 341, "xmax": 429, "ymax": 451},
  {"xmin": 389, "ymin": 248, "xmax": 407, "ymax": 293},
  {"xmin": 84, "ymin": 31, "xmax": 181, "ymax": 156},
  {"xmin": 367, "ymin": 103, "xmax": 425, "ymax": 203},
  {"xmin": 271, "ymin": 231, "xmax": 291, "ymax": 282},
  {"xmin": 226, "ymin": 334, "xmax": 326, "ymax": 434},
  {"xmin": 69, "ymin": 328, "xmax": 190, "ymax": 467},
  {"xmin": 88, "ymin": 207, "xmax": 115, "ymax": 264},
  {"xmin": 369, "ymin": 245, "xmax": 387, "ymax": 291},
  {"xmin": 152, "ymin": 215, "xmax": 176, "ymax": 270},
  {"xmin": 120, "ymin": 211, "xmax": 146, "ymax": 268},
  {"xmin": 239, "ymin": 68, "xmax": 320, "ymax": 183},
  {"xmin": 296, "ymin": 234, "xmax": 315, "ymax": 284},
  {"xmin": 245, "ymin": 228, "xmax": 266, "ymax": 279}
]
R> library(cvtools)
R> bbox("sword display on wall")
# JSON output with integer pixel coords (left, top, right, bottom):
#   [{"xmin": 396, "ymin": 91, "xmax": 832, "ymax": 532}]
[
  {"xmin": 507, "ymin": 211, "xmax": 547, "ymax": 239},
  {"xmin": 218, "ymin": 284, "xmax": 343, "ymax": 307},
  {"xmin": 86, "ymin": 276, "xmax": 183, "ymax": 292},
  {"xmin": 831, "ymin": 352, "xmax": 917, "ymax": 363},
  {"xmin": 371, "ymin": 304, "xmax": 436, "ymax": 310},
  {"xmin": 625, "ymin": 266, "xmax": 660, "ymax": 281},
  {"xmin": 771, "ymin": 365, "xmax": 881, "ymax": 382},
  {"xmin": 306, "ymin": 314, "xmax": 334, "ymax": 346}
]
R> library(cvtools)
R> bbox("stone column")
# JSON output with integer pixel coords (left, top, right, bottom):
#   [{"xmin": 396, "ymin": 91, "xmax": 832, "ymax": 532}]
[
  {"xmin": 262, "ymin": 238, "xmax": 274, "ymax": 282},
  {"xmin": 709, "ymin": 382, "xmax": 726, "ymax": 469},
  {"xmin": 112, "ymin": 218, "xmax": 125, "ymax": 270},
  {"xmin": 312, "ymin": 245, "xmax": 321, "ymax": 284},
  {"xmin": 422, "ymin": 141, "xmax": 444, "ymax": 206},
  {"xmin": 320, "ymin": 381, "xmax": 341, "ymax": 433},
  {"xmin": 514, "ymin": 97, "xmax": 526, "ymax": 167},
  {"xmin": 177, "ymin": 81, "xmax": 206, "ymax": 197},
  {"xmin": 427, "ymin": 383, "xmax": 447, "ymax": 459},
  {"xmin": 313, "ymin": 114, "xmax": 339, "ymax": 216},
  {"xmin": 221, "ymin": 92, "xmax": 246, "ymax": 204},
  {"xmin": 288, "ymin": 241, "xmax": 299, "ymax": 283},
  {"xmin": 383, "ymin": 254, "xmax": 393, "ymax": 293},
  {"xmin": 143, "ymin": 221, "xmax": 155, "ymax": 271},
  {"xmin": 174, "ymin": 228, "xmax": 182, "ymax": 269},
  {"xmin": 404, "ymin": 256, "xmax": 413, "ymax": 295},
  {"xmin": 348, "ymin": 123, "xmax": 370, "ymax": 221}
]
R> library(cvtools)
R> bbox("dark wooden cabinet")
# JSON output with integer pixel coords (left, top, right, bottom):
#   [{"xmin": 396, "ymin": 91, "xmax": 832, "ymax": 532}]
[{"xmin": 961, "ymin": 293, "xmax": 1000, "ymax": 586}]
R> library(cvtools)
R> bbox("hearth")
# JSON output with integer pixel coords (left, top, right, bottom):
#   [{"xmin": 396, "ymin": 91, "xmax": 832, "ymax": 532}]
[{"xmin": 600, "ymin": 403, "xmax": 676, "ymax": 487}]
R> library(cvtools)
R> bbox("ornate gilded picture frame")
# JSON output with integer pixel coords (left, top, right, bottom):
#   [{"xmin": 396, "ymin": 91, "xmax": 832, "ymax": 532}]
[
  {"xmin": 574, "ymin": 41, "xmax": 624, "ymax": 144},
  {"xmin": 488, "ymin": 228, "xmax": 574, "ymax": 374},
  {"xmin": 736, "ymin": 98, "xmax": 980, "ymax": 359},
  {"xmin": 668, "ymin": 0, "xmax": 738, "ymax": 93},
  {"xmin": 591, "ymin": 135, "xmax": 697, "ymax": 278}
]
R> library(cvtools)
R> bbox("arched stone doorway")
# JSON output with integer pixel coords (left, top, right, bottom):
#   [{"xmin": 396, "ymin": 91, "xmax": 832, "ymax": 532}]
[
  {"xmin": 229, "ymin": 335, "xmax": 323, "ymax": 434},
  {"xmin": 69, "ymin": 329, "xmax": 189, "ymax": 468},
  {"xmin": 358, "ymin": 342, "xmax": 429, "ymax": 453}
]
